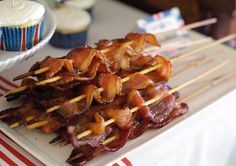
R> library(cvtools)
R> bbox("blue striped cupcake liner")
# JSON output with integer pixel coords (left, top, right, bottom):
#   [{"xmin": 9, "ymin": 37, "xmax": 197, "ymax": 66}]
[
  {"xmin": 0, "ymin": 18, "xmax": 45, "ymax": 51},
  {"xmin": 50, "ymin": 29, "xmax": 88, "ymax": 49}
]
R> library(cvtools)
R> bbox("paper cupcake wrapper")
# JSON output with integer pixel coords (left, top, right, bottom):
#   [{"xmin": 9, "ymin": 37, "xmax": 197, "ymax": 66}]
[
  {"xmin": 0, "ymin": 19, "xmax": 44, "ymax": 51},
  {"xmin": 50, "ymin": 29, "xmax": 88, "ymax": 49}
]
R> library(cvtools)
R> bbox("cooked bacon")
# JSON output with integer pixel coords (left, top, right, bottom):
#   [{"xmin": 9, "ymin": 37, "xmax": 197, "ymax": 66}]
[
  {"xmin": 146, "ymin": 56, "xmax": 172, "ymax": 82},
  {"xmin": 125, "ymin": 32, "xmax": 160, "ymax": 52},
  {"xmin": 40, "ymin": 116, "xmax": 63, "ymax": 134},
  {"xmin": 98, "ymin": 74, "xmax": 122, "ymax": 102},
  {"xmin": 40, "ymin": 56, "xmax": 74, "ymax": 78},
  {"xmin": 122, "ymin": 73, "xmax": 154, "ymax": 93},
  {"xmin": 68, "ymin": 125, "xmax": 112, "ymax": 148},
  {"xmin": 87, "ymin": 113, "xmax": 106, "ymax": 135},
  {"xmin": 84, "ymin": 85, "xmax": 101, "ymax": 108},
  {"xmin": 68, "ymin": 127, "xmax": 132, "ymax": 166},
  {"xmin": 67, "ymin": 46, "xmax": 96, "ymax": 73},
  {"xmin": 58, "ymin": 100, "xmax": 86, "ymax": 118},
  {"xmin": 130, "ymin": 54, "xmax": 157, "ymax": 69},
  {"xmin": 106, "ymin": 107, "xmax": 133, "ymax": 129},
  {"xmin": 127, "ymin": 89, "xmax": 154, "ymax": 122}
]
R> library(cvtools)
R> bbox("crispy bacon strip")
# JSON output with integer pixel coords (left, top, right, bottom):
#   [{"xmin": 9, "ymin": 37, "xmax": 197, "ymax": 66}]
[
  {"xmin": 122, "ymin": 73, "xmax": 154, "ymax": 93},
  {"xmin": 129, "ymin": 54, "xmax": 157, "ymax": 69},
  {"xmin": 106, "ymin": 107, "xmax": 133, "ymax": 129},
  {"xmin": 67, "ymin": 127, "xmax": 133, "ymax": 165},
  {"xmin": 127, "ymin": 89, "xmax": 154, "ymax": 122},
  {"xmin": 98, "ymin": 74, "xmax": 122, "ymax": 102},
  {"xmin": 40, "ymin": 56, "xmax": 74, "ymax": 78},
  {"xmin": 84, "ymin": 85, "xmax": 102, "ymax": 108},
  {"xmin": 125, "ymin": 32, "xmax": 160, "ymax": 52},
  {"xmin": 67, "ymin": 47, "xmax": 97, "ymax": 73},
  {"xmin": 146, "ymin": 56, "xmax": 172, "ymax": 82},
  {"xmin": 68, "ymin": 125, "xmax": 112, "ymax": 148},
  {"xmin": 87, "ymin": 113, "xmax": 106, "ymax": 135}
]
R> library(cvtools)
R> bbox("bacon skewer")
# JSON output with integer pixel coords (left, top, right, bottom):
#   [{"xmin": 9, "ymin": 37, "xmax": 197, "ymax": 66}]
[
  {"xmin": 64, "ymin": 60, "xmax": 229, "ymax": 139},
  {"xmin": 67, "ymin": 135, "xmax": 117, "ymax": 163},
  {"xmin": 13, "ymin": 18, "xmax": 217, "ymax": 82},
  {"xmin": 6, "ymin": 33, "xmax": 236, "ymax": 96}
]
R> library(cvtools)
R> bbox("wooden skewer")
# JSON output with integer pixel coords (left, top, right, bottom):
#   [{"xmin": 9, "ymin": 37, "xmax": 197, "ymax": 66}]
[
  {"xmin": 180, "ymin": 69, "xmax": 236, "ymax": 102},
  {"xmin": 145, "ymin": 37, "xmax": 212, "ymax": 53},
  {"xmin": 13, "ymin": 67, "xmax": 50, "ymax": 81},
  {"xmin": 13, "ymin": 18, "xmax": 217, "ymax": 82},
  {"xmin": 7, "ymin": 76, "xmax": 62, "ymax": 95},
  {"xmin": 171, "ymin": 33, "xmax": 236, "ymax": 63},
  {"xmin": 156, "ymin": 18, "xmax": 217, "ymax": 36},
  {"xmin": 11, "ymin": 0, "xmax": 15, "ymax": 6},
  {"xmin": 171, "ymin": 55, "xmax": 214, "ymax": 80},
  {"xmin": 10, "ymin": 115, "xmax": 36, "ymax": 128},
  {"xmin": 27, "ymin": 120, "xmax": 48, "ymax": 129},
  {"xmin": 75, "ymin": 60, "xmax": 229, "ymax": 139},
  {"xmin": 67, "ymin": 135, "xmax": 116, "ymax": 162}
]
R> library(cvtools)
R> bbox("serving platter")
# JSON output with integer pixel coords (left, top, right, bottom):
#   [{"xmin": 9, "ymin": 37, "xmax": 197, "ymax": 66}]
[
  {"xmin": 0, "ymin": 35, "xmax": 236, "ymax": 166},
  {"xmin": 0, "ymin": 1, "xmax": 56, "ymax": 73}
]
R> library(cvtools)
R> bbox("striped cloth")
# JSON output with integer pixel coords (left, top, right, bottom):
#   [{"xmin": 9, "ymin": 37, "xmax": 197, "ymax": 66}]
[{"xmin": 0, "ymin": 131, "xmax": 43, "ymax": 166}]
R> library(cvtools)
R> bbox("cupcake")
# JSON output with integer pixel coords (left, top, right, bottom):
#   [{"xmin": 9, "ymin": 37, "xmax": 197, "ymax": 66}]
[
  {"xmin": 59, "ymin": 0, "xmax": 96, "ymax": 16},
  {"xmin": 50, "ymin": 7, "xmax": 91, "ymax": 49},
  {"xmin": 0, "ymin": 0, "xmax": 45, "ymax": 51}
]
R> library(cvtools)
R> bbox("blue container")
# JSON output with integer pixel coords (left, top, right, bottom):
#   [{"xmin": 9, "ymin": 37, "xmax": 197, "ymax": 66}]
[
  {"xmin": 50, "ymin": 29, "xmax": 88, "ymax": 49},
  {"xmin": 0, "ymin": 19, "xmax": 44, "ymax": 51}
]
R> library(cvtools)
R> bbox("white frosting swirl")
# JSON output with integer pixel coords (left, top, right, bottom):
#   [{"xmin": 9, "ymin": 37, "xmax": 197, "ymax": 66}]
[
  {"xmin": 64, "ymin": 0, "xmax": 96, "ymax": 9},
  {"xmin": 54, "ymin": 7, "xmax": 91, "ymax": 34},
  {"xmin": 0, "ymin": 0, "xmax": 45, "ymax": 27}
]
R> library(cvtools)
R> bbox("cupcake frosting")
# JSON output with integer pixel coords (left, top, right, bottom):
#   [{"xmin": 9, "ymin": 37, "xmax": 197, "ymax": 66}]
[
  {"xmin": 64, "ymin": 0, "xmax": 96, "ymax": 9},
  {"xmin": 54, "ymin": 7, "xmax": 91, "ymax": 34},
  {"xmin": 0, "ymin": 0, "xmax": 45, "ymax": 27}
]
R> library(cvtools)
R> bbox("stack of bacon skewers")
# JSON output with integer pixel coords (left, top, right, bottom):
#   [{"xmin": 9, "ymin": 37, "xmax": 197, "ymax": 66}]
[{"xmin": 0, "ymin": 33, "xmax": 189, "ymax": 165}]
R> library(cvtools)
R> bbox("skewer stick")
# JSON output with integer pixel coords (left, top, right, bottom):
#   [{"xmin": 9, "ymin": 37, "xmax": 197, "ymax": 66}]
[
  {"xmin": 46, "ymin": 64, "xmax": 162, "ymax": 113},
  {"xmin": 27, "ymin": 120, "xmax": 48, "ymax": 129},
  {"xmin": 67, "ymin": 136, "xmax": 116, "ymax": 162},
  {"xmin": 145, "ymin": 37, "xmax": 212, "ymax": 53},
  {"xmin": 76, "ymin": 60, "xmax": 229, "ymax": 139},
  {"xmin": 13, "ymin": 18, "xmax": 217, "ymax": 82},
  {"xmin": 156, "ymin": 18, "xmax": 217, "ymax": 36},
  {"xmin": 171, "ymin": 55, "xmax": 214, "ymax": 80},
  {"xmin": 180, "ymin": 69, "xmax": 236, "ymax": 102},
  {"xmin": 11, "ymin": 0, "xmax": 15, "ymax": 6},
  {"xmin": 13, "ymin": 67, "xmax": 50, "ymax": 81},
  {"xmin": 171, "ymin": 33, "xmax": 236, "ymax": 62},
  {"xmin": 10, "ymin": 115, "xmax": 36, "ymax": 128},
  {"xmin": 7, "ymin": 76, "xmax": 62, "ymax": 95}
]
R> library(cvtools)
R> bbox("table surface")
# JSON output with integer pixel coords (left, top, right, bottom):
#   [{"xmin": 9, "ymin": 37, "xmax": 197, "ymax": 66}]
[{"xmin": 1, "ymin": 0, "xmax": 236, "ymax": 165}]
